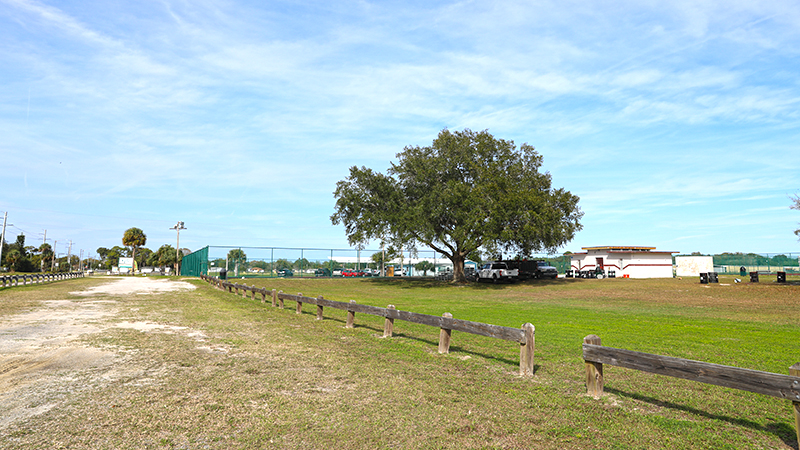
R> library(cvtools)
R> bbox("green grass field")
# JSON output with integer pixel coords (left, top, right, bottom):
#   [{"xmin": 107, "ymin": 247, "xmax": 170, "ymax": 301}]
[{"xmin": 2, "ymin": 275, "xmax": 799, "ymax": 449}]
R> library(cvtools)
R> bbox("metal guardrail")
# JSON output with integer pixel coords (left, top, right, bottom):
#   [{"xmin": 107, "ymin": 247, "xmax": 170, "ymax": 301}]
[{"xmin": 0, "ymin": 272, "xmax": 85, "ymax": 288}]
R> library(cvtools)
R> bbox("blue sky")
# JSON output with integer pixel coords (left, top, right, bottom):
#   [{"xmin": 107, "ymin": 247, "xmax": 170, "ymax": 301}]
[{"xmin": 1, "ymin": 0, "xmax": 799, "ymax": 261}]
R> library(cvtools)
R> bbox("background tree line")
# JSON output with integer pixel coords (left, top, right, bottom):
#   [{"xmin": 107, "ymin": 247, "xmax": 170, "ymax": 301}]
[
  {"xmin": 0, "ymin": 227, "xmax": 185, "ymax": 273},
  {"xmin": 95, "ymin": 244, "xmax": 183, "ymax": 271},
  {"xmin": 0, "ymin": 234, "xmax": 85, "ymax": 273}
]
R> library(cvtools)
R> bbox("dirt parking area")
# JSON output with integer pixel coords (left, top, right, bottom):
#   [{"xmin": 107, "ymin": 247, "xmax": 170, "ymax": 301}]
[{"xmin": 0, "ymin": 277, "xmax": 199, "ymax": 433}]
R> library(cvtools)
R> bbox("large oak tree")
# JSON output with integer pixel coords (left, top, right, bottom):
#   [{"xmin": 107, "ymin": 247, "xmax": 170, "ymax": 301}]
[{"xmin": 331, "ymin": 128, "xmax": 583, "ymax": 282}]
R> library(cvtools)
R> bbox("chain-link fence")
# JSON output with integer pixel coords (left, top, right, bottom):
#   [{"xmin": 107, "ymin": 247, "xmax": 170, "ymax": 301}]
[
  {"xmin": 204, "ymin": 246, "xmax": 461, "ymax": 278},
  {"xmin": 685, "ymin": 252, "xmax": 800, "ymax": 274},
  {"xmin": 181, "ymin": 246, "xmax": 800, "ymax": 278}
]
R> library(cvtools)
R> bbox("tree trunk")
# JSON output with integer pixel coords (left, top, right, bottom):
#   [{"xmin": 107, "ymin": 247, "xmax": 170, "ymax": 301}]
[{"xmin": 450, "ymin": 252, "xmax": 467, "ymax": 283}]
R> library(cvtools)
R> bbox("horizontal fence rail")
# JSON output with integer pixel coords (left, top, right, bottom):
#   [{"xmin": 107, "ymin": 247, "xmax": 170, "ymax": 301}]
[
  {"xmin": 200, "ymin": 275, "xmax": 535, "ymax": 376},
  {"xmin": 582, "ymin": 334, "xmax": 800, "ymax": 443},
  {"xmin": 0, "ymin": 272, "xmax": 84, "ymax": 289}
]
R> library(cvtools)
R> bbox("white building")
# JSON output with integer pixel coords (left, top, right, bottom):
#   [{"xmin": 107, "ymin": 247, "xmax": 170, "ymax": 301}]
[{"xmin": 569, "ymin": 246, "xmax": 678, "ymax": 278}]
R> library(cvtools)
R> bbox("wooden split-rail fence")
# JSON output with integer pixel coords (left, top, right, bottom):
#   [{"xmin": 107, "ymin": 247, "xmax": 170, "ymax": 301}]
[
  {"xmin": 583, "ymin": 334, "xmax": 800, "ymax": 443},
  {"xmin": 0, "ymin": 272, "xmax": 84, "ymax": 289},
  {"xmin": 200, "ymin": 275, "xmax": 536, "ymax": 376},
  {"xmin": 198, "ymin": 275, "xmax": 800, "ymax": 441}
]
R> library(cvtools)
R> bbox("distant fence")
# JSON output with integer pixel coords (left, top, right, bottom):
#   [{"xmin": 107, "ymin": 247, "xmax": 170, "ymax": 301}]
[
  {"xmin": 582, "ymin": 335, "xmax": 800, "ymax": 443},
  {"xmin": 203, "ymin": 245, "xmax": 481, "ymax": 278},
  {"xmin": 181, "ymin": 246, "xmax": 208, "ymax": 277},
  {"xmin": 703, "ymin": 252, "xmax": 800, "ymax": 274},
  {"xmin": 199, "ymin": 275, "xmax": 536, "ymax": 376},
  {"xmin": 182, "ymin": 244, "xmax": 800, "ymax": 279},
  {"xmin": 0, "ymin": 272, "xmax": 84, "ymax": 289},
  {"xmin": 716, "ymin": 265, "xmax": 800, "ymax": 275}
]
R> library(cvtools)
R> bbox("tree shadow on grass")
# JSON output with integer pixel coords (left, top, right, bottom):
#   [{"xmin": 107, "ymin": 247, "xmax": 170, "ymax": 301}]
[
  {"xmin": 393, "ymin": 332, "xmax": 525, "ymax": 371},
  {"xmin": 605, "ymin": 387, "xmax": 798, "ymax": 448},
  {"xmin": 362, "ymin": 276, "xmax": 581, "ymax": 290},
  {"xmin": 298, "ymin": 310, "xmax": 530, "ymax": 373}
]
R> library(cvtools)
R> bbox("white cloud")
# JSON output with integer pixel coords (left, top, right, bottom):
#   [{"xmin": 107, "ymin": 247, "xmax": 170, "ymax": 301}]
[{"xmin": 1, "ymin": 0, "xmax": 799, "ymax": 255}]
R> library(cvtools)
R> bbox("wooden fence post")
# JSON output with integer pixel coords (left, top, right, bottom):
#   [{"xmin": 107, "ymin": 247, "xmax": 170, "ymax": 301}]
[
  {"xmin": 316, "ymin": 296, "xmax": 324, "ymax": 320},
  {"xmin": 272, "ymin": 289, "xmax": 277, "ymax": 307},
  {"xmin": 519, "ymin": 323, "xmax": 535, "ymax": 376},
  {"xmin": 584, "ymin": 335, "xmax": 604, "ymax": 398},
  {"xmin": 346, "ymin": 300, "xmax": 356, "ymax": 328},
  {"xmin": 438, "ymin": 312, "xmax": 453, "ymax": 354},
  {"xmin": 278, "ymin": 290, "xmax": 284, "ymax": 309},
  {"xmin": 260, "ymin": 289, "xmax": 266, "ymax": 303},
  {"xmin": 791, "ymin": 363, "xmax": 800, "ymax": 446},
  {"xmin": 383, "ymin": 305, "xmax": 396, "ymax": 337},
  {"xmin": 296, "ymin": 293, "xmax": 303, "ymax": 315},
  {"xmin": 250, "ymin": 286, "xmax": 256, "ymax": 300}
]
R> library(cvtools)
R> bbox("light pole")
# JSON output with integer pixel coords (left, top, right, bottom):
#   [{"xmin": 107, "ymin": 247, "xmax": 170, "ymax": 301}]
[
  {"xmin": 169, "ymin": 221, "xmax": 186, "ymax": 275},
  {"xmin": 0, "ymin": 212, "xmax": 8, "ymax": 271}
]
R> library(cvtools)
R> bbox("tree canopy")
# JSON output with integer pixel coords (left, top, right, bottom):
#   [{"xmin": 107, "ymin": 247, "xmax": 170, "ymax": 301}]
[
  {"xmin": 154, "ymin": 244, "xmax": 178, "ymax": 267},
  {"xmin": 97, "ymin": 246, "xmax": 128, "ymax": 270},
  {"xmin": 227, "ymin": 249, "xmax": 247, "ymax": 263},
  {"xmin": 415, "ymin": 260, "xmax": 435, "ymax": 276},
  {"xmin": 331, "ymin": 128, "xmax": 583, "ymax": 282},
  {"xmin": 1, "ymin": 235, "xmax": 34, "ymax": 272}
]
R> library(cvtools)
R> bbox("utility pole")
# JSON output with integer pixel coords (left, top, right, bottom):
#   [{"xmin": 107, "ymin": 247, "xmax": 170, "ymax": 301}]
[
  {"xmin": 39, "ymin": 229, "xmax": 47, "ymax": 272},
  {"xmin": 51, "ymin": 240, "xmax": 57, "ymax": 272},
  {"xmin": 67, "ymin": 240, "xmax": 73, "ymax": 272},
  {"xmin": 169, "ymin": 221, "xmax": 186, "ymax": 275},
  {"xmin": 0, "ymin": 212, "xmax": 7, "ymax": 271}
]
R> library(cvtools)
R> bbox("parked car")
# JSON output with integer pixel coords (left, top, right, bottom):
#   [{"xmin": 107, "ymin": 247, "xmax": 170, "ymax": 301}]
[
  {"xmin": 342, "ymin": 269, "xmax": 357, "ymax": 277},
  {"xmin": 332, "ymin": 268, "xmax": 343, "ymax": 277},
  {"xmin": 534, "ymin": 260, "xmax": 559, "ymax": 279},
  {"xmin": 314, "ymin": 268, "xmax": 331, "ymax": 277},
  {"xmin": 500, "ymin": 259, "xmax": 558, "ymax": 280},
  {"xmin": 277, "ymin": 269, "xmax": 293, "ymax": 277},
  {"xmin": 475, "ymin": 262, "xmax": 519, "ymax": 283}
]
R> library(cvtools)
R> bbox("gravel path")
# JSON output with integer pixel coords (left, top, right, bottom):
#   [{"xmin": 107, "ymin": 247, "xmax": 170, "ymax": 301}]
[{"xmin": 0, "ymin": 277, "xmax": 197, "ymax": 431}]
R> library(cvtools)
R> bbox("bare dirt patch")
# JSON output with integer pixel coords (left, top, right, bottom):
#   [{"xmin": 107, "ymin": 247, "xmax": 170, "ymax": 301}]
[
  {"xmin": 71, "ymin": 276, "xmax": 197, "ymax": 296},
  {"xmin": 0, "ymin": 277, "xmax": 199, "ymax": 432}
]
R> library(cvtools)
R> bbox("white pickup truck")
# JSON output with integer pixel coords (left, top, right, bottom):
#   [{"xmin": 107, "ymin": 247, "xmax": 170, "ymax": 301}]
[{"xmin": 475, "ymin": 262, "xmax": 519, "ymax": 283}]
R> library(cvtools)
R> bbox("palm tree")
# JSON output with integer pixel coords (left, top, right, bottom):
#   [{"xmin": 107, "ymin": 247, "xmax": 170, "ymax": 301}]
[
  {"xmin": 227, "ymin": 248, "xmax": 247, "ymax": 276},
  {"xmin": 122, "ymin": 228, "xmax": 147, "ymax": 274},
  {"xmin": 39, "ymin": 243, "xmax": 53, "ymax": 272},
  {"xmin": 6, "ymin": 249, "xmax": 20, "ymax": 272}
]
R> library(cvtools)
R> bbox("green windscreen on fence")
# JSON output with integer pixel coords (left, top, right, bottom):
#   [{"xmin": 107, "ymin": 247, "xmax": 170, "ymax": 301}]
[{"xmin": 181, "ymin": 246, "xmax": 208, "ymax": 277}]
